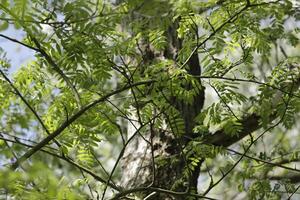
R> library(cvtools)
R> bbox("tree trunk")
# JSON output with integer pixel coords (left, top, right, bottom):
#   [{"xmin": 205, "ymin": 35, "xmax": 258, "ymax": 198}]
[{"xmin": 119, "ymin": 12, "xmax": 205, "ymax": 198}]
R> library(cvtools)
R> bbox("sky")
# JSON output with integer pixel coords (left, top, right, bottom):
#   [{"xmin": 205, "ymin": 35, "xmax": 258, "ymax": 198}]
[{"xmin": 0, "ymin": 25, "xmax": 35, "ymax": 74}]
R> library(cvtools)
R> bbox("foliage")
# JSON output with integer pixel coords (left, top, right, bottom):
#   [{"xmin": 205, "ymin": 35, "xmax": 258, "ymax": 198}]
[{"xmin": 0, "ymin": 0, "xmax": 299, "ymax": 199}]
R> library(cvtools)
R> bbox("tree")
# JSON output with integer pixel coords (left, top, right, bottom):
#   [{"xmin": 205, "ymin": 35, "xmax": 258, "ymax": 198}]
[{"xmin": 0, "ymin": 0, "xmax": 299, "ymax": 199}]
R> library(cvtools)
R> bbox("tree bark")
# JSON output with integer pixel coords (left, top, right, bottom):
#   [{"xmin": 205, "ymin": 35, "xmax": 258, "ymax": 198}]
[
  {"xmin": 119, "ymin": 14, "xmax": 205, "ymax": 199},
  {"xmin": 115, "ymin": 1, "xmax": 300, "ymax": 199}
]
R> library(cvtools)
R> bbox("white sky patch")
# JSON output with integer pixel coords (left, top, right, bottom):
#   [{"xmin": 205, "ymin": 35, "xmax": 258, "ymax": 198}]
[
  {"xmin": 40, "ymin": 24, "xmax": 54, "ymax": 35},
  {"xmin": 0, "ymin": 25, "xmax": 35, "ymax": 75}
]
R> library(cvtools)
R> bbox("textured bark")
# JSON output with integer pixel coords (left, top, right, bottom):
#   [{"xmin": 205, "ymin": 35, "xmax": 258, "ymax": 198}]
[
  {"xmin": 120, "ymin": 125, "xmax": 204, "ymax": 199},
  {"xmin": 119, "ymin": 15, "xmax": 205, "ymax": 199},
  {"xmin": 116, "ymin": 2, "xmax": 300, "ymax": 199},
  {"xmin": 204, "ymin": 113, "xmax": 261, "ymax": 147}
]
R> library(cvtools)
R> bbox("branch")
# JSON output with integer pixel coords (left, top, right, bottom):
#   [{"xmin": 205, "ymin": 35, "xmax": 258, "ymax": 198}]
[
  {"xmin": 203, "ymin": 74, "xmax": 300, "ymax": 147},
  {"xmin": 0, "ymin": 12, "xmax": 124, "ymax": 26},
  {"xmin": 110, "ymin": 186, "xmax": 217, "ymax": 200},
  {"xmin": 197, "ymin": 76, "xmax": 300, "ymax": 99},
  {"xmin": 101, "ymin": 110, "xmax": 165, "ymax": 199},
  {"xmin": 227, "ymin": 148, "xmax": 300, "ymax": 174},
  {"xmin": 203, "ymin": 86, "xmax": 294, "ymax": 195},
  {"xmin": 0, "ymin": 69, "xmax": 61, "ymax": 148},
  {"xmin": 269, "ymin": 174, "xmax": 300, "ymax": 184},
  {"xmin": 180, "ymin": 0, "xmax": 282, "ymax": 68},
  {"xmin": 10, "ymin": 80, "xmax": 153, "ymax": 170},
  {"xmin": 0, "ymin": 33, "xmax": 39, "ymax": 51},
  {"xmin": 201, "ymin": 73, "xmax": 298, "ymax": 196},
  {"xmin": 0, "ymin": 3, "xmax": 82, "ymax": 106},
  {"xmin": 203, "ymin": 113, "xmax": 261, "ymax": 147},
  {"xmin": 30, "ymin": 37, "xmax": 82, "ymax": 107},
  {"xmin": 0, "ymin": 135, "xmax": 120, "ymax": 191},
  {"xmin": 0, "ymin": 33, "xmax": 81, "ymax": 106},
  {"xmin": 180, "ymin": 2, "xmax": 249, "ymax": 68}
]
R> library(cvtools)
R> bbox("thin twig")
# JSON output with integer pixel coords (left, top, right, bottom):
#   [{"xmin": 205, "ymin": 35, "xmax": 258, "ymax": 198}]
[
  {"xmin": 10, "ymin": 80, "xmax": 153, "ymax": 170},
  {"xmin": 0, "ymin": 135, "xmax": 120, "ymax": 190}
]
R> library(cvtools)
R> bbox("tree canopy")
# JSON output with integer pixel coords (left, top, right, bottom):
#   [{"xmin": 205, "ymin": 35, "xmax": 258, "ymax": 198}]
[{"xmin": 0, "ymin": 0, "xmax": 300, "ymax": 199}]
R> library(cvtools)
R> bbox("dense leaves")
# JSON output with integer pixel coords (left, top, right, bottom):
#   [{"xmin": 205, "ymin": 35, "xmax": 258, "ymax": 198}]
[{"xmin": 0, "ymin": 0, "xmax": 300, "ymax": 199}]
